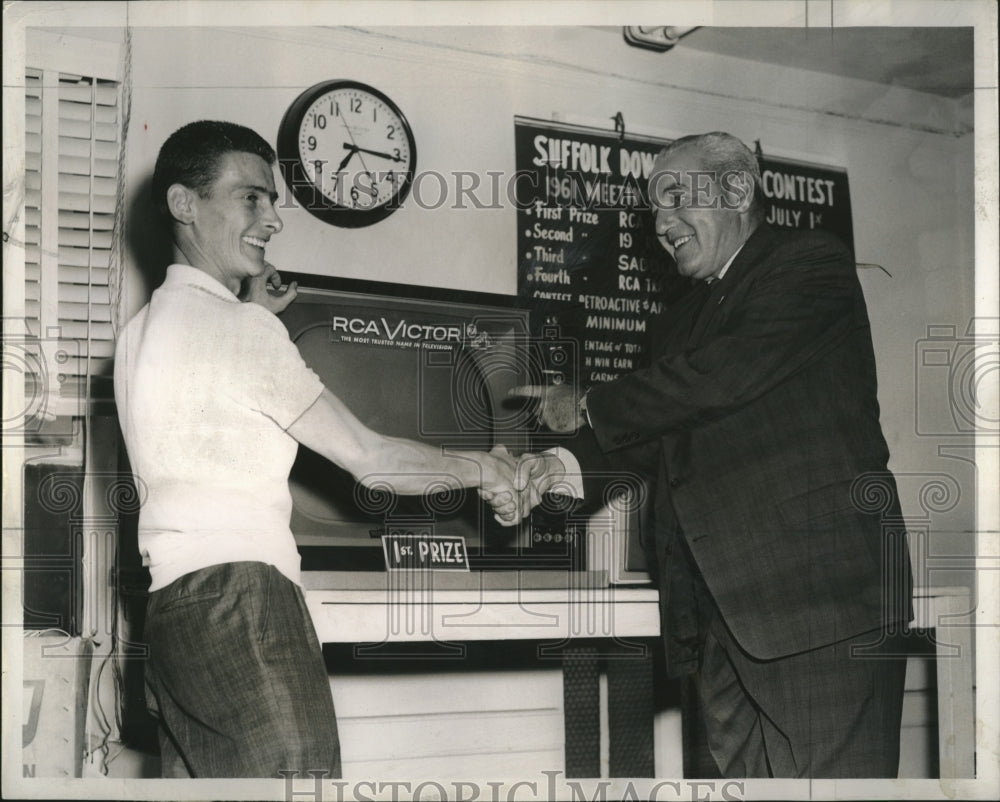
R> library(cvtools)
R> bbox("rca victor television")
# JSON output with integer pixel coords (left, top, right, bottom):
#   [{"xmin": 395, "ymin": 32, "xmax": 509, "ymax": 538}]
[{"xmin": 278, "ymin": 273, "xmax": 582, "ymax": 574}]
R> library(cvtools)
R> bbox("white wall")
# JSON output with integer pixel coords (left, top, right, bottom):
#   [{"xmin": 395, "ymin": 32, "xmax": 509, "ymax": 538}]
[{"xmin": 121, "ymin": 25, "xmax": 976, "ymax": 586}]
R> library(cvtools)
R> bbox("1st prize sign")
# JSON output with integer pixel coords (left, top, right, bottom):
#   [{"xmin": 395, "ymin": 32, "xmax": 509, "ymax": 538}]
[{"xmin": 382, "ymin": 532, "xmax": 471, "ymax": 571}]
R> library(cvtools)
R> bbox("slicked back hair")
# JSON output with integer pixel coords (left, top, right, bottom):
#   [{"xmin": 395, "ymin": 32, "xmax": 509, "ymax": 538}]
[{"xmin": 152, "ymin": 120, "xmax": 276, "ymax": 217}]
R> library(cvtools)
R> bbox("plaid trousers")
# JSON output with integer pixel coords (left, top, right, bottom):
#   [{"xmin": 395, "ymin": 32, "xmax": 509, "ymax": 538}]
[
  {"xmin": 143, "ymin": 561, "xmax": 341, "ymax": 778},
  {"xmin": 695, "ymin": 609, "xmax": 908, "ymax": 778}
]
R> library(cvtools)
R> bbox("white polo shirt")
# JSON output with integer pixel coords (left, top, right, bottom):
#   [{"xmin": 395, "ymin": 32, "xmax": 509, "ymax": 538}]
[{"xmin": 114, "ymin": 264, "xmax": 324, "ymax": 591}]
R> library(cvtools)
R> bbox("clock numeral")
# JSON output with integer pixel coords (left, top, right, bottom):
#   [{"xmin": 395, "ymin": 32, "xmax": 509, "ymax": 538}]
[
  {"xmin": 394, "ymin": 148, "xmax": 401, "ymax": 160},
  {"xmin": 313, "ymin": 113, "xmax": 327, "ymax": 130},
  {"xmin": 373, "ymin": 107, "xmax": 378, "ymax": 122},
  {"xmin": 348, "ymin": 176, "xmax": 380, "ymax": 209},
  {"xmin": 386, "ymin": 125, "xmax": 395, "ymax": 140},
  {"xmin": 331, "ymin": 100, "xmax": 339, "ymax": 116},
  {"xmin": 329, "ymin": 172, "xmax": 345, "ymax": 206},
  {"xmin": 307, "ymin": 135, "xmax": 317, "ymax": 151},
  {"xmin": 350, "ymin": 97, "xmax": 362, "ymax": 114}
]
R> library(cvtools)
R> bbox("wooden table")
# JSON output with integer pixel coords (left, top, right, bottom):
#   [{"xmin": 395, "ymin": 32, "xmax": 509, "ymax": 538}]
[
  {"xmin": 304, "ymin": 574, "xmax": 974, "ymax": 778},
  {"xmin": 304, "ymin": 572, "xmax": 659, "ymax": 777}
]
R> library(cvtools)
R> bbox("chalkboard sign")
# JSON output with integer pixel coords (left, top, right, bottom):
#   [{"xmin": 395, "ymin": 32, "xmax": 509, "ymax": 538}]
[
  {"xmin": 514, "ymin": 116, "xmax": 854, "ymax": 389},
  {"xmin": 514, "ymin": 117, "xmax": 678, "ymax": 388},
  {"xmin": 758, "ymin": 155, "xmax": 854, "ymax": 252}
]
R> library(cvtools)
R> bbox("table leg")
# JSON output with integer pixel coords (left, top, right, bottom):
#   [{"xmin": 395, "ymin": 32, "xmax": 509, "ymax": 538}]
[
  {"xmin": 563, "ymin": 646, "xmax": 600, "ymax": 778},
  {"xmin": 935, "ymin": 594, "xmax": 975, "ymax": 778},
  {"xmin": 608, "ymin": 646, "xmax": 655, "ymax": 777}
]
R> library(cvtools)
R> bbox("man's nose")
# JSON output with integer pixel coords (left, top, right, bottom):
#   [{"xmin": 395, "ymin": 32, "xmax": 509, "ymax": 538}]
[{"xmin": 263, "ymin": 203, "xmax": 283, "ymax": 234}]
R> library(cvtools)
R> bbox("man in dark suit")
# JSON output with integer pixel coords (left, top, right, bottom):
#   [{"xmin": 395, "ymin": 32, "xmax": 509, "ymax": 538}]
[{"xmin": 514, "ymin": 132, "xmax": 913, "ymax": 778}]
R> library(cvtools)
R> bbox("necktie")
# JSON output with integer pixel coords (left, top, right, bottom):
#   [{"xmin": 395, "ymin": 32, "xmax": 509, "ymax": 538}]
[{"xmin": 687, "ymin": 280, "xmax": 717, "ymax": 342}]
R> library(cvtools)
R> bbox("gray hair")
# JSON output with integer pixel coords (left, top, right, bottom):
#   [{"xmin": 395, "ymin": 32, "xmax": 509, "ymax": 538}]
[{"xmin": 661, "ymin": 132, "xmax": 766, "ymax": 221}]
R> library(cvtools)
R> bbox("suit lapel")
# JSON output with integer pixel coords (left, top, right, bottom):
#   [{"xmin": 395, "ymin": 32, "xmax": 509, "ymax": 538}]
[
  {"xmin": 687, "ymin": 224, "xmax": 777, "ymax": 347},
  {"xmin": 688, "ymin": 279, "xmax": 725, "ymax": 345},
  {"xmin": 651, "ymin": 280, "xmax": 709, "ymax": 357}
]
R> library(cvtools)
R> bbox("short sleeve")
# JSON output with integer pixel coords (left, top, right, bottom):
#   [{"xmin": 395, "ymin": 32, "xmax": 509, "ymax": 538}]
[{"xmin": 235, "ymin": 304, "xmax": 325, "ymax": 429}]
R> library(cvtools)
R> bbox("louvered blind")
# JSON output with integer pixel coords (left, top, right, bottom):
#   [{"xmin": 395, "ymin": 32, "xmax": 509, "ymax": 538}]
[{"xmin": 24, "ymin": 66, "xmax": 120, "ymax": 412}]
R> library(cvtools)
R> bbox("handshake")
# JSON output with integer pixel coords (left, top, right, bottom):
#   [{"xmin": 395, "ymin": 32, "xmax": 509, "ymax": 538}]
[
  {"xmin": 474, "ymin": 383, "xmax": 586, "ymax": 526},
  {"xmin": 475, "ymin": 446, "xmax": 572, "ymax": 527}
]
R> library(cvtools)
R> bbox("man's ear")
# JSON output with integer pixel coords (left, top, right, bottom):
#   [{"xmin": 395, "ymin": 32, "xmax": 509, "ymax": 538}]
[
  {"xmin": 166, "ymin": 183, "xmax": 196, "ymax": 225},
  {"xmin": 723, "ymin": 172, "xmax": 754, "ymax": 214}
]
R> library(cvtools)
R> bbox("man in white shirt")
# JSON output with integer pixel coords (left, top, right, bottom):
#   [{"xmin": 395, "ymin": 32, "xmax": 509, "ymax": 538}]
[{"xmin": 115, "ymin": 120, "xmax": 519, "ymax": 778}]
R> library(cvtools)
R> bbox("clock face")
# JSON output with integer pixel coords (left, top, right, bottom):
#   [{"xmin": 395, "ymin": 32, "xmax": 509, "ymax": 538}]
[{"xmin": 277, "ymin": 81, "xmax": 416, "ymax": 227}]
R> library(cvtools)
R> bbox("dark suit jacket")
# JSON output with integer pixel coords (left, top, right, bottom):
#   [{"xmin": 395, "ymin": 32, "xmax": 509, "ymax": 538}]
[{"xmin": 575, "ymin": 224, "xmax": 913, "ymax": 664}]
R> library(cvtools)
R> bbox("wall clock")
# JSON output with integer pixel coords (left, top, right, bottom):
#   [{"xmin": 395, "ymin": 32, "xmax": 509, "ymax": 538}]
[{"xmin": 277, "ymin": 80, "xmax": 417, "ymax": 228}]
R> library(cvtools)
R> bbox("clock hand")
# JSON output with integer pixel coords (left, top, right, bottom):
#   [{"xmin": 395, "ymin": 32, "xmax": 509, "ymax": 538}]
[
  {"xmin": 336, "ymin": 144, "xmax": 359, "ymax": 171},
  {"xmin": 339, "ymin": 116, "xmax": 373, "ymax": 175},
  {"xmin": 345, "ymin": 143, "xmax": 404, "ymax": 163},
  {"xmin": 337, "ymin": 138, "xmax": 377, "ymax": 205}
]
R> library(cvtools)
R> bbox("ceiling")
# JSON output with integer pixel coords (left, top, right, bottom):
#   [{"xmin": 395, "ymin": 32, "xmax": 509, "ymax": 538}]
[
  {"xmin": 55, "ymin": 24, "xmax": 977, "ymax": 102},
  {"xmin": 675, "ymin": 27, "xmax": 974, "ymax": 100}
]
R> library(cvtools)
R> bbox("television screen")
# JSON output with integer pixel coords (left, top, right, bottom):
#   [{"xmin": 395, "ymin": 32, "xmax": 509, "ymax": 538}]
[{"xmin": 279, "ymin": 274, "xmax": 575, "ymax": 571}]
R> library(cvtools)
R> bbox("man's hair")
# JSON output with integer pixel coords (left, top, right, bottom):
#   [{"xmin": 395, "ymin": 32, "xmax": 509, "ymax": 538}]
[
  {"xmin": 661, "ymin": 132, "xmax": 766, "ymax": 221},
  {"xmin": 152, "ymin": 120, "xmax": 276, "ymax": 217}
]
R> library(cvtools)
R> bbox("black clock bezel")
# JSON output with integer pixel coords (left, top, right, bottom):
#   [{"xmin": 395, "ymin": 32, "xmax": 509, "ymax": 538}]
[{"xmin": 276, "ymin": 79, "xmax": 417, "ymax": 229}]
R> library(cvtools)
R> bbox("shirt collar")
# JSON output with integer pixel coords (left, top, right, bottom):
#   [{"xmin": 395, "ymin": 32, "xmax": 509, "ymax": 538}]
[
  {"xmin": 163, "ymin": 263, "xmax": 240, "ymax": 302},
  {"xmin": 706, "ymin": 241, "xmax": 746, "ymax": 284}
]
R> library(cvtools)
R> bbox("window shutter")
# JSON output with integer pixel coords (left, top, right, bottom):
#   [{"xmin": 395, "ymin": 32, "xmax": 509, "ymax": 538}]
[{"xmin": 24, "ymin": 66, "xmax": 121, "ymax": 415}]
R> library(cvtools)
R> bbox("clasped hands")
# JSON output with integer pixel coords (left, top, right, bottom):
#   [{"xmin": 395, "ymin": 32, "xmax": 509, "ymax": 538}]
[
  {"xmin": 478, "ymin": 446, "xmax": 568, "ymax": 526},
  {"xmin": 478, "ymin": 383, "xmax": 585, "ymax": 525}
]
